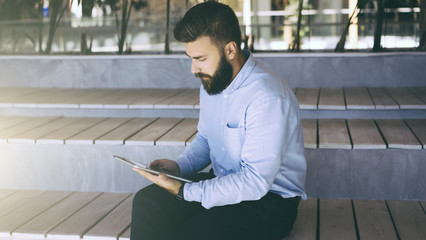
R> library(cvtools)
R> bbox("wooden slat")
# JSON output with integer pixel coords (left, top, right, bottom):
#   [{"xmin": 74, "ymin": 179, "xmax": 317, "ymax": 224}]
[
  {"xmin": 295, "ymin": 88, "xmax": 319, "ymax": 110},
  {"xmin": 0, "ymin": 190, "xmax": 44, "ymax": 219},
  {"xmin": 95, "ymin": 118, "xmax": 155, "ymax": 145},
  {"xmin": 186, "ymin": 132, "xmax": 197, "ymax": 146},
  {"xmin": 156, "ymin": 118, "xmax": 198, "ymax": 146},
  {"xmin": 79, "ymin": 89, "xmax": 125, "ymax": 109},
  {"xmin": 387, "ymin": 200, "xmax": 426, "ymax": 240},
  {"xmin": 347, "ymin": 119, "xmax": 386, "ymax": 149},
  {"xmin": 129, "ymin": 89, "xmax": 181, "ymax": 109},
  {"xmin": 12, "ymin": 89, "xmax": 58, "ymax": 108},
  {"xmin": 319, "ymin": 199, "xmax": 357, "ymax": 240},
  {"xmin": 0, "ymin": 117, "xmax": 59, "ymax": 143},
  {"xmin": 46, "ymin": 193, "xmax": 129, "ymax": 240},
  {"xmin": 318, "ymin": 88, "xmax": 346, "ymax": 110},
  {"xmin": 301, "ymin": 119, "xmax": 317, "ymax": 149},
  {"xmin": 103, "ymin": 90, "xmax": 143, "ymax": 109},
  {"xmin": 285, "ymin": 198, "xmax": 317, "ymax": 240},
  {"xmin": 405, "ymin": 119, "xmax": 426, "ymax": 148},
  {"xmin": 66, "ymin": 118, "xmax": 132, "ymax": 144},
  {"xmin": 8, "ymin": 117, "xmax": 82, "ymax": 144},
  {"xmin": 0, "ymin": 191, "xmax": 72, "ymax": 237},
  {"xmin": 344, "ymin": 88, "xmax": 375, "ymax": 110},
  {"xmin": 408, "ymin": 87, "xmax": 426, "ymax": 103},
  {"xmin": 13, "ymin": 192, "xmax": 102, "ymax": 239},
  {"xmin": 154, "ymin": 89, "xmax": 197, "ymax": 109},
  {"xmin": 119, "ymin": 227, "xmax": 130, "ymax": 240},
  {"xmin": 125, "ymin": 118, "xmax": 182, "ymax": 146},
  {"xmin": 83, "ymin": 194, "xmax": 133, "ymax": 240},
  {"xmin": 353, "ymin": 200, "xmax": 398, "ymax": 240},
  {"xmin": 386, "ymin": 87, "xmax": 426, "ymax": 109},
  {"xmin": 36, "ymin": 117, "xmax": 106, "ymax": 144},
  {"xmin": 368, "ymin": 88, "xmax": 399, "ymax": 109},
  {"xmin": 0, "ymin": 189, "xmax": 17, "ymax": 201},
  {"xmin": 0, "ymin": 116, "xmax": 32, "ymax": 131},
  {"xmin": 376, "ymin": 120, "xmax": 422, "ymax": 149},
  {"xmin": 318, "ymin": 119, "xmax": 352, "ymax": 149}
]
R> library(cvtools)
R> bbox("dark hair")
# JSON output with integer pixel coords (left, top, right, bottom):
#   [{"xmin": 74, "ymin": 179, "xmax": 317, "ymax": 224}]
[{"xmin": 173, "ymin": 2, "xmax": 242, "ymax": 49}]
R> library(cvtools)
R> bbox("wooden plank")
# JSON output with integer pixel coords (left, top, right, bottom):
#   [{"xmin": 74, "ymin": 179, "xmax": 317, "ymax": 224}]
[
  {"xmin": 376, "ymin": 120, "xmax": 422, "ymax": 149},
  {"xmin": 0, "ymin": 117, "xmax": 59, "ymax": 143},
  {"xmin": 368, "ymin": 88, "xmax": 399, "ymax": 109},
  {"xmin": 154, "ymin": 89, "xmax": 197, "ymax": 109},
  {"xmin": 129, "ymin": 89, "xmax": 181, "ymax": 109},
  {"xmin": 285, "ymin": 198, "xmax": 317, "ymax": 240},
  {"xmin": 13, "ymin": 192, "xmax": 102, "ymax": 239},
  {"xmin": 386, "ymin": 87, "xmax": 426, "ymax": 109},
  {"xmin": 186, "ymin": 132, "xmax": 197, "ymax": 146},
  {"xmin": 79, "ymin": 89, "xmax": 125, "ymax": 109},
  {"xmin": 405, "ymin": 119, "xmax": 426, "ymax": 148},
  {"xmin": 301, "ymin": 119, "xmax": 317, "ymax": 149},
  {"xmin": 66, "ymin": 118, "xmax": 132, "ymax": 144},
  {"xmin": 408, "ymin": 87, "xmax": 426, "ymax": 103},
  {"xmin": 318, "ymin": 119, "xmax": 352, "ymax": 149},
  {"xmin": 347, "ymin": 119, "xmax": 386, "ymax": 149},
  {"xmin": 318, "ymin": 88, "xmax": 346, "ymax": 110},
  {"xmin": 46, "ymin": 193, "xmax": 129, "ymax": 240},
  {"xmin": 83, "ymin": 194, "xmax": 133, "ymax": 240},
  {"xmin": 119, "ymin": 227, "xmax": 130, "ymax": 240},
  {"xmin": 0, "ymin": 190, "xmax": 44, "ymax": 219},
  {"xmin": 295, "ymin": 88, "xmax": 319, "ymax": 110},
  {"xmin": 0, "ymin": 191, "xmax": 72, "ymax": 237},
  {"xmin": 125, "ymin": 118, "xmax": 183, "ymax": 146},
  {"xmin": 8, "ymin": 117, "xmax": 82, "ymax": 144},
  {"xmin": 12, "ymin": 89, "xmax": 58, "ymax": 108},
  {"xmin": 156, "ymin": 118, "xmax": 198, "ymax": 146},
  {"xmin": 95, "ymin": 118, "xmax": 155, "ymax": 145},
  {"xmin": 0, "ymin": 116, "xmax": 32, "ymax": 131},
  {"xmin": 319, "ymin": 199, "xmax": 357, "ymax": 240},
  {"xmin": 344, "ymin": 88, "xmax": 375, "ymax": 110},
  {"xmin": 387, "ymin": 200, "xmax": 426, "ymax": 240},
  {"xmin": 353, "ymin": 200, "xmax": 398, "ymax": 240},
  {"xmin": 168, "ymin": 89, "xmax": 199, "ymax": 109},
  {"xmin": 0, "ymin": 189, "xmax": 17, "ymax": 201},
  {"xmin": 36, "ymin": 117, "xmax": 106, "ymax": 144}
]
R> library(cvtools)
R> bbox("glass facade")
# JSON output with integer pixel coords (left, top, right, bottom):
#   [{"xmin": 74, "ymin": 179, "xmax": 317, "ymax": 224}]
[{"xmin": 0, "ymin": 0, "xmax": 422, "ymax": 54}]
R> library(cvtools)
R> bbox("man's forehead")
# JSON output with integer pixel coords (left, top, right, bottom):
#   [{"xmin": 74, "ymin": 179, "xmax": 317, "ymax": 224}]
[{"xmin": 184, "ymin": 36, "xmax": 219, "ymax": 58}]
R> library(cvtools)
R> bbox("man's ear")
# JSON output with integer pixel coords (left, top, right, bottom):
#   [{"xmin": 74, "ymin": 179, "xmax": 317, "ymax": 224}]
[{"xmin": 224, "ymin": 41, "xmax": 238, "ymax": 60}]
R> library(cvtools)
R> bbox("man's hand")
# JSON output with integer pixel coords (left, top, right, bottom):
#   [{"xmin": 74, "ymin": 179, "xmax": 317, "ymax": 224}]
[{"xmin": 133, "ymin": 159, "xmax": 182, "ymax": 195}]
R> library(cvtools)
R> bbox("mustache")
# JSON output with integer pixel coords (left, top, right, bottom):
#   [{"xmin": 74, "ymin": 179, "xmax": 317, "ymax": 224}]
[{"xmin": 195, "ymin": 72, "xmax": 212, "ymax": 79}]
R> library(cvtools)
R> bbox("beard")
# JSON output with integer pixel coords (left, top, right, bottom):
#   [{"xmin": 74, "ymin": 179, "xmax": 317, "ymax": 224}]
[{"xmin": 195, "ymin": 54, "xmax": 233, "ymax": 95}]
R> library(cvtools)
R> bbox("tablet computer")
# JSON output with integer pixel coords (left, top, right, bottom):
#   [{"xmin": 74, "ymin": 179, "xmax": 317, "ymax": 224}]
[{"xmin": 113, "ymin": 155, "xmax": 192, "ymax": 183}]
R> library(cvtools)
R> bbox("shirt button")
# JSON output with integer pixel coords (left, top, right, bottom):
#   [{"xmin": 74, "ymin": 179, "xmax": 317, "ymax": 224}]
[
  {"xmin": 221, "ymin": 147, "xmax": 225, "ymax": 151},
  {"xmin": 220, "ymin": 169, "xmax": 224, "ymax": 173}
]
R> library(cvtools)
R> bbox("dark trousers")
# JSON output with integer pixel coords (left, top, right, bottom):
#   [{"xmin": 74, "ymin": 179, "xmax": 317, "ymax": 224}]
[{"xmin": 131, "ymin": 173, "xmax": 299, "ymax": 240}]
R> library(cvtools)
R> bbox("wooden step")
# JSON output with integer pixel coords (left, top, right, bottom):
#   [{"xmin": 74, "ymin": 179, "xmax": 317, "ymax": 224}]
[
  {"xmin": 0, "ymin": 116, "xmax": 424, "ymax": 149},
  {"xmin": 0, "ymin": 87, "xmax": 424, "ymax": 111},
  {"xmin": 1, "ymin": 190, "xmax": 424, "ymax": 240}
]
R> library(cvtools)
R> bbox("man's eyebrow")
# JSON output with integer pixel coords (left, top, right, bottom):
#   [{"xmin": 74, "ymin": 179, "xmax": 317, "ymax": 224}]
[{"xmin": 185, "ymin": 53, "xmax": 206, "ymax": 60}]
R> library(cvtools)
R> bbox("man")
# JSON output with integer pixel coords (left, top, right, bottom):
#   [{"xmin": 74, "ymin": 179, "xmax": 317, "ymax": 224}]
[{"xmin": 131, "ymin": 2, "xmax": 307, "ymax": 240}]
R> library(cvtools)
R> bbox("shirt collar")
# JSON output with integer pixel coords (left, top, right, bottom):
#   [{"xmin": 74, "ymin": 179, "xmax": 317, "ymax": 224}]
[{"xmin": 222, "ymin": 50, "xmax": 255, "ymax": 95}]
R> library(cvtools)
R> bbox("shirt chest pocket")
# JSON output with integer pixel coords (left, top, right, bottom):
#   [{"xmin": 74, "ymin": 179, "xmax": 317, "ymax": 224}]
[{"xmin": 223, "ymin": 124, "xmax": 244, "ymax": 166}]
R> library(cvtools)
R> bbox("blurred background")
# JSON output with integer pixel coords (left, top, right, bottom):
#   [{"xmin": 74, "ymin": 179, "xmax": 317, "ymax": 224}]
[{"xmin": 0, "ymin": 0, "xmax": 424, "ymax": 54}]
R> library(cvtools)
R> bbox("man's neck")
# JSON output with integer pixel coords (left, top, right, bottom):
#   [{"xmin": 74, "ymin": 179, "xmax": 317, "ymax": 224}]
[{"xmin": 230, "ymin": 50, "xmax": 248, "ymax": 80}]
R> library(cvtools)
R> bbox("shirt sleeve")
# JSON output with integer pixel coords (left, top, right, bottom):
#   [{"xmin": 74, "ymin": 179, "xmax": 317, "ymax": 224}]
[
  {"xmin": 175, "ymin": 131, "xmax": 211, "ymax": 177},
  {"xmin": 183, "ymin": 96, "xmax": 300, "ymax": 209}
]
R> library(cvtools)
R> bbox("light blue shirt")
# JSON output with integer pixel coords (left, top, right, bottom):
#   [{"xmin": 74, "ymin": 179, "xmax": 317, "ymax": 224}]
[{"xmin": 176, "ymin": 52, "xmax": 307, "ymax": 209}]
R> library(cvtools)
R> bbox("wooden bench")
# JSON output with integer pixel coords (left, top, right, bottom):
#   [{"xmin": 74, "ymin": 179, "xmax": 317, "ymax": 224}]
[
  {"xmin": 0, "ymin": 87, "xmax": 425, "ymax": 111},
  {"xmin": 1, "ymin": 116, "xmax": 424, "ymax": 149},
  {"xmin": 0, "ymin": 189, "xmax": 425, "ymax": 240}
]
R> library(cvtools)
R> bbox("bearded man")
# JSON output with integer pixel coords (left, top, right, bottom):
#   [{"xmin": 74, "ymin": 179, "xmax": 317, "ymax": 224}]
[{"xmin": 130, "ymin": 2, "xmax": 307, "ymax": 240}]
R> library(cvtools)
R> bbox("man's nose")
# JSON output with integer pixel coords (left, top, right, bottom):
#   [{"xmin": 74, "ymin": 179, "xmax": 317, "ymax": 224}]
[{"xmin": 191, "ymin": 60, "xmax": 199, "ymax": 74}]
